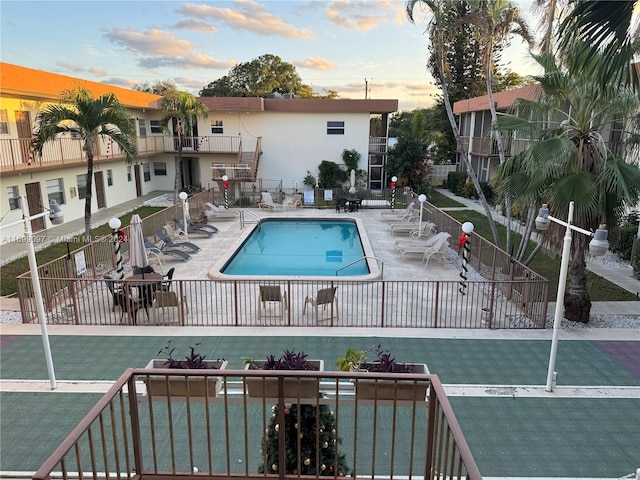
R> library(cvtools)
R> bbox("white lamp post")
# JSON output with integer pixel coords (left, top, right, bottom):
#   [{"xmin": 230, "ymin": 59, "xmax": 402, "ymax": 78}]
[
  {"xmin": 179, "ymin": 191, "xmax": 188, "ymax": 239},
  {"xmin": 390, "ymin": 176, "xmax": 397, "ymax": 212},
  {"xmin": 108, "ymin": 217, "xmax": 124, "ymax": 279},
  {"xmin": 535, "ymin": 201, "xmax": 609, "ymax": 392},
  {"xmin": 417, "ymin": 194, "xmax": 427, "ymax": 237},
  {"xmin": 0, "ymin": 196, "xmax": 62, "ymax": 389},
  {"xmin": 222, "ymin": 175, "xmax": 229, "ymax": 209}
]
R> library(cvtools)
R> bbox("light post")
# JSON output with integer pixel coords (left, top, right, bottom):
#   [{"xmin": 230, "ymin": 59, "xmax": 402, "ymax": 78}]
[
  {"xmin": 109, "ymin": 217, "xmax": 124, "ymax": 279},
  {"xmin": 458, "ymin": 222, "xmax": 474, "ymax": 295},
  {"xmin": 390, "ymin": 176, "xmax": 397, "ymax": 212},
  {"xmin": 222, "ymin": 175, "xmax": 229, "ymax": 209},
  {"xmin": 0, "ymin": 196, "xmax": 63, "ymax": 389},
  {"xmin": 535, "ymin": 202, "xmax": 609, "ymax": 392},
  {"xmin": 179, "ymin": 191, "xmax": 189, "ymax": 239},
  {"xmin": 417, "ymin": 194, "xmax": 426, "ymax": 238}
]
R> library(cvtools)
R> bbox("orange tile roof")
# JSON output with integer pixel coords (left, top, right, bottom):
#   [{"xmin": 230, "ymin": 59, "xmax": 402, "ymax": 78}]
[
  {"xmin": 453, "ymin": 84, "xmax": 541, "ymax": 114},
  {"xmin": 0, "ymin": 63, "xmax": 162, "ymax": 109}
]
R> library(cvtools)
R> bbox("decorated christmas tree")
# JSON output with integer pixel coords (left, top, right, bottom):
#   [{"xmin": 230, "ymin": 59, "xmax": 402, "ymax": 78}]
[{"xmin": 259, "ymin": 401, "xmax": 351, "ymax": 476}]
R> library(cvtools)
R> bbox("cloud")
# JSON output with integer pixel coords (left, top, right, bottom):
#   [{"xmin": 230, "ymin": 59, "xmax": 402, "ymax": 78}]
[
  {"xmin": 102, "ymin": 27, "xmax": 235, "ymax": 71},
  {"xmin": 173, "ymin": 19, "xmax": 219, "ymax": 33},
  {"xmin": 324, "ymin": 0, "xmax": 403, "ymax": 31},
  {"xmin": 56, "ymin": 62, "xmax": 106, "ymax": 76},
  {"xmin": 101, "ymin": 77, "xmax": 139, "ymax": 87},
  {"xmin": 294, "ymin": 57, "xmax": 336, "ymax": 71},
  {"xmin": 178, "ymin": 1, "xmax": 314, "ymax": 39}
]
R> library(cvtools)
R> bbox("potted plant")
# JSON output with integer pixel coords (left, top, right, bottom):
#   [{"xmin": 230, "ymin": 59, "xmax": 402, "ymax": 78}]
[
  {"xmin": 145, "ymin": 340, "xmax": 228, "ymax": 398},
  {"xmin": 337, "ymin": 344, "xmax": 429, "ymax": 401},
  {"xmin": 243, "ymin": 349, "xmax": 324, "ymax": 399}
]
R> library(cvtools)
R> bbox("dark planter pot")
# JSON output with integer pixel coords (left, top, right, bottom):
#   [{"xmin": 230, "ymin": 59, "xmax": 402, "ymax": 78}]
[
  {"xmin": 144, "ymin": 359, "xmax": 228, "ymax": 398},
  {"xmin": 355, "ymin": 363, "xmax": 430, "ymax": 401},
  {"xmin": 244, "ymin": 360, "xmax": 324, "ymax": 399}
]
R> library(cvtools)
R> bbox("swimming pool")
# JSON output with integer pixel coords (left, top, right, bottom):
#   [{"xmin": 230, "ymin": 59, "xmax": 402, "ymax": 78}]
[{"xmin": 209, "ymin": 217, "xmax": 381, "ymax": 280}]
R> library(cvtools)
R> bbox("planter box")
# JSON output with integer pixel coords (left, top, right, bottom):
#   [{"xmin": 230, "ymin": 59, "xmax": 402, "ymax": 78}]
[
  {"xmin": 244, "ymin": 360, "xmax": 324, "ymax": 399},
  {"xmin": 144, "ymin": 359, "xmax": 228, "ymax": 398},
  {"xmin": 355, "ymin": 363, "xmax": 430, "ymax": 401}
]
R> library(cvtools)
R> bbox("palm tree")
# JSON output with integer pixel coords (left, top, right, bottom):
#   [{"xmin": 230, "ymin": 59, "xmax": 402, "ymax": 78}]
[
  {"xmin": 558, "ymin": 0, "xmax": 640, "ymax": 89},
  {"xmin": 492, "ymin": 46, "xmax": 640, "ymax": 322},
  {"xmin": 407, "ymin": 0, "xmax": 502, "ymax": 245},
  {"xmin": 160, "ymin": 91, "xmax": 208, "ymax": 201},
  {"xmin": 33, "ymin": 89, "xmax": 137, "ymax": 241},
  {"xmin": 468, "ymin": 0, "xmax": 534, "ymax": 253}
]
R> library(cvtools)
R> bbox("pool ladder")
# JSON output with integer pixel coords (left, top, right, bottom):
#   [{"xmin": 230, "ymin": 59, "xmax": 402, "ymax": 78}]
[
  {"xmin": 239, "ymin": 209, "xmax": 262, "ymax": 229},
  {"xmin": 336, "ymin": 256, "xmax": 384, "ymax": 277}
]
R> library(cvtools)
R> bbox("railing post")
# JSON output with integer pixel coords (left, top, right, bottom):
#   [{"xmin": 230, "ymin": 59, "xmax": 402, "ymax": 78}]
[
  {"xmin": 234, "ymin": 281, "xmax": 239, "ymax": 326},
  {"xmin": 425, "ymin": 383, "xmax": 436, "ymax": 479},
  {"xmin": 433, "ymin": 282, "xmax": 439, "ymax": 328},
  {"xmin": 380, "ymin": 280, "xmax": 385, "ymax": 328},
  {"xmin": 127, "ymin": 374, "xmax": 144, "ymax": 475}
]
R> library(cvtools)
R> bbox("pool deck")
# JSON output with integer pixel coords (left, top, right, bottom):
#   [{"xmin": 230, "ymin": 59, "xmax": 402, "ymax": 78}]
[{"xmin": 1, "ymin": 193, "xmax": 639, "ymax": 479}]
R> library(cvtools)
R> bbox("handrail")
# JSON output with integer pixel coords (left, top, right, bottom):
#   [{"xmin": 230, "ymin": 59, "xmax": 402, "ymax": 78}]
[
  {"xmin": 239, "ymin": 208, "xmax": 262, "ymax": 229},
  {"xmin": 336, "ymin": 256, "xmax": 384, "ymax": 277}
]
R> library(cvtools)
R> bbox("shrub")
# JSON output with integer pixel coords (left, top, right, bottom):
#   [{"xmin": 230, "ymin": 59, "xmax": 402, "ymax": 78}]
[{"xmin": 462, "ymin": 181, "xmax": 475, "ymax": 198}]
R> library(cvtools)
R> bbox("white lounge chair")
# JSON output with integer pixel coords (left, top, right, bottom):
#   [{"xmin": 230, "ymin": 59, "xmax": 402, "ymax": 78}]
[
  {"xmin": 258, "ymin": 192, "xmax": 283, "ymax": 210},
  {"xmin": 204, "ymin": 202, "xmax": 238, "ymax": 220},
  {"xmin": 380, "ymin": 202, "xmax": 414, "ymax": 220},
  {"xmin": 395, "ymin": 232, "xmax": 451, "ymax": 261},
  {"xmin": 423, "ymin": 237, "xmax": 451, "ymax": 267},
  {"xmin": 390, "ymin": 220, "xmax": 436, "ymax": 237},
  {"xmin": 282, "ymin": 196, "xmax": 302, "ymax": 209}
]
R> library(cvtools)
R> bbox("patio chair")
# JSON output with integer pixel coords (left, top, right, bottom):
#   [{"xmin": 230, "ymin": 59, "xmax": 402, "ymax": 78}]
[
  {"xmin": 152, "ymin": 290, "xmax": 188, "ymax": 321},
  {"xmin": 258, "ymin": 285, "xmax": 288, "ymax": 321},
  {"xmin": 390, "ymin": 220, "xmax": 435, "ymax": 237},
  {"xmin": 258, "ymin": 192, "xmax": 283, "ymax": 210},
  {"xmin": 395, "ymin": 232, "xmax": 451, "ymax": 261},
  {"xmin": 160, "ymin": 267, "xmax": 175, "ymax": 291},
  {"xmin": 145, "ymin": 238, "xmax": 191, "ymax": 263},
  {"xmin": 302, "ymin": 286, "xmax": 338, "ymax": 323},
  {"xmin": 158, "ymin": 228, "xmax": 201, "ymax": 253},
  {"xmin": 335, "ymin": 198, "xmax": 347, "ymax": 213},
  {"xmin": 282, "ymin": 196, "xmax": 302, "ymax": 209},
  {"xmin": 380, "ymin": 202, "xmax": 415, "ymax": 221},
  {"xmin": 104, "ymin": 275, "xmax": 148, "ymax": 325},
  {"xmin": 205, "ymin": 202, "xmax": 239, "ymax": 220}
]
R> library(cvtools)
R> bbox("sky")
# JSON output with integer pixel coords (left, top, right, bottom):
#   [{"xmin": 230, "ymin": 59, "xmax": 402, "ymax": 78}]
[{"xmin": 1, "ymin": 0, "xmax": 546, "ymax": 111}]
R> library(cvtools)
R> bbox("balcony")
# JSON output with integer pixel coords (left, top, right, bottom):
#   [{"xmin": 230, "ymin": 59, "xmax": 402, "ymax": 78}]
[{"xmin": 33, "ymin": 368, "xmax": 481, "ymax": 480}]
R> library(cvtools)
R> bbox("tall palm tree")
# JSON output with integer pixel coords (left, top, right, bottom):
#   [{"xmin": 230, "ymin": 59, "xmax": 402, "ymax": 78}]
[
  {"xmin": 468, "ymin": 0, "xmax": 534, "ymax": 253},
  {"xmin": 33, "ymin": 89, "xmax": 137, "ymax": 241},
  {"xmin": 493, "ymin": 46, "xmax": 640, "ymax": 322},
  {"xmin": 160, "ymin": 91, "xmax": 208, "ymax": 201},
  {"xmin": 407, "ymin": 0, "xmax": 502, "ymax": 245}
]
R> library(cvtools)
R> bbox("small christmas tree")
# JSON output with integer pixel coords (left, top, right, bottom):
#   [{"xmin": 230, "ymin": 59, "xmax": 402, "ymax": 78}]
[{"xmin": 259, "ymin": 401, "xmax": 351, "ymax": 476}]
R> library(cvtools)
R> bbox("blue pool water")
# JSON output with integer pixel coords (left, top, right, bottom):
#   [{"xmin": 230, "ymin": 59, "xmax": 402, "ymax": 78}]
[{"xmin": 221, "ymin": 219, "xmax": 369, "ymax": 276}]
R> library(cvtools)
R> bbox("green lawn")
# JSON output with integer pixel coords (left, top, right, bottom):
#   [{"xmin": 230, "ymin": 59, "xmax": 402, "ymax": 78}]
[
  {"xmin": 433, "ymin": 205, "xmax": 635, "ymax": 301},
  {"xmin": 1, "ymin": 206, "xmax": 164, "ymax": 296}
]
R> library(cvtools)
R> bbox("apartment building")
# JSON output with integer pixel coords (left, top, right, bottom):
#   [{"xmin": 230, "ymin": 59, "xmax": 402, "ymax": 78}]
[{"xmin": 0, "ymin": 63, "xmax": 397, "ymax": 238}]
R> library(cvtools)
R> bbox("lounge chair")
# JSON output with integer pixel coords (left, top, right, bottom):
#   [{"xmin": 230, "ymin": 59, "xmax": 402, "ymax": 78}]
[
  {"xmin": 380, "ymin": 202, "xmax": 414, "ymax": 219},
  {"xmin": 174, "ymin": 219, "xmax": 216, "ymax": 237},
  {"xmin": 390, "ymin": 220, "xmax": 436, "ymax": 237},
  {"xmin": 423, "ymin": 237, "xmax": 451, "ymax": 267},
  {"xmin": 395, "ymin": 232, "xmax": 451, "ymax": 261},
  {"xmin": 258, "ymin": 285, "xmax": 287, "ymax": 321},
  {"xmin": 258, "ymin": 192, "xmax": 283, "ymax": 210},
  {"xmin": 144, "ymin": 238, "xmax": 192, "ymax": 262},
  {"xmin": 282, "ymin": 196, "xmax": 302, "ymax": 209},
  {"xmin": 157, "ymin": 228, "xmax": 201, "ymax": 253},
  {"xmin": 303, "ymin": 286, "xmax": 338, "ymax": 322},
  {"xmin": 205, "ymin": 202, "xmax": 239, "ymax": 220}
]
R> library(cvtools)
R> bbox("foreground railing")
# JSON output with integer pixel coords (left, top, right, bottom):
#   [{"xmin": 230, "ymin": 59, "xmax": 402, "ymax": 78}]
[{"xmin": 33, "ymin": 369, "xmax": 482, "ymax": 480}]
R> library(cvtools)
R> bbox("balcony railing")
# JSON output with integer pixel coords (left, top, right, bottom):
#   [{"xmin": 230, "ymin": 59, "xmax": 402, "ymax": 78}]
[{"xmin": 33, "ymin": 368, "xmax": 482, "ymax": 480}]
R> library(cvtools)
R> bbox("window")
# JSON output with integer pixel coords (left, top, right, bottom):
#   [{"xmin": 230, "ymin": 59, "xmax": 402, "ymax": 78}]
[
  {"xmin": 127, "ymin": 166, "xmax": 132, "ymax": 182},
  {"xmin": 143, "ymin": 163, "xmax": 151, "ymax": 182},
  {"xmin": 211, "ymin": 120, "xmax": 223, "ymax": 134},
  {"xmin": 76, "ymin": 174, "xmax": 88, "ymax": 199},
  {"xmin": 154, "ymin": 162, "xmax": 167, "ymax": 176},
  {"xmin": 46, "ymin": 178, "xmax": 65, "ymax": 205},
  {"xmin": 138, "ymin": 119, "xmax": 147, "ymax": 137},
  {"xmin": 0, "ymin": 110, "xmax": 8, "ymax": 134},
  {"xmin": 327, "ymin": 121, "xmax": 344, "ymax": 135},
  {"xmin": 150, "ymin": 120, "xmax": 162, "ymax": 134},
  {"xmin": 107, "ymin": 169, "xmax": 113, "ymax": 186},
  {"xmin": 7, "ymin": 186, "xmax": 19, "ymax": 210}
]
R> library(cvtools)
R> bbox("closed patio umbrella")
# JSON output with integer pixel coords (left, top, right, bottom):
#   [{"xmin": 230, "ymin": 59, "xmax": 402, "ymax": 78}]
[
  {"xmin": 129, "ymin": 214, "xmax": 149, "ymax": 274},
  {"xmin": 349, "ymin": 169, "xmax": 356, "ymax": 194}
]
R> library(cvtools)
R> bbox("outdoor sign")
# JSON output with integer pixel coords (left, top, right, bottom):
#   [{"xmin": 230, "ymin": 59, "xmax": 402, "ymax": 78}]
[
  {"xmin": 75, "ymin": 251, "xmax": 87, "ymax": 276},
  {"xmin": 303, "ymin": 189, "xmax": 315, "ymax": 206},
  {"xmin": 324, "ymin": 190, "xmax": 333, "ymax": 201}
]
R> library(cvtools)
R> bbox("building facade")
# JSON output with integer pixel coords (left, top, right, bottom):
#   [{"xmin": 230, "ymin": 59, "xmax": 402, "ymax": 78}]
[{"xmin": 0, "ymin": 63, "xmax": 397, "ymax": 238}]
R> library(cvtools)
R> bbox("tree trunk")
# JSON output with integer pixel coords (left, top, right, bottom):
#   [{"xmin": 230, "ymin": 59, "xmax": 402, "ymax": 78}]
[
  {"xmin": 565, "ymin": 233, "xmax": 591, "ymax": 323},
  {"xmin": 85, "ymin": 151, "xmax": 94, "ymax": 242}
]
